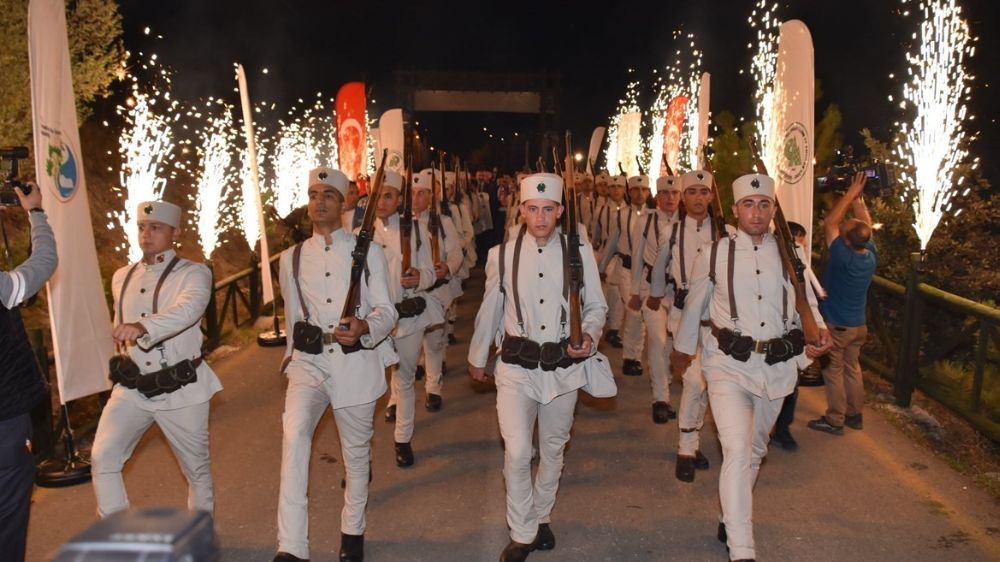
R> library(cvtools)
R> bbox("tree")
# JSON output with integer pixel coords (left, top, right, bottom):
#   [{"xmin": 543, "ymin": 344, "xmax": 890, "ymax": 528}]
[
  {"xmin": 0, "ymin": 0, "xmax": 123, "ymax": 152},
  {"xmin": 814, "ymin": 103, "xmax": 843, "ymax": 171}
]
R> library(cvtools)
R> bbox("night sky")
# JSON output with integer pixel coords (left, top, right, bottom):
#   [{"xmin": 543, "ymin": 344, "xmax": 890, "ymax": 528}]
[{"xmin": 118, "ymin": 0, "xmax": 998, "ymax": 182}]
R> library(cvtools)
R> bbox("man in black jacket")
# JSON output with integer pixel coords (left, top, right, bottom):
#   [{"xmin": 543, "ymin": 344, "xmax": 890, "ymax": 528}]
[{"xmin": 0, "ymin": 182, "xmax": 57, "ymax": 562}]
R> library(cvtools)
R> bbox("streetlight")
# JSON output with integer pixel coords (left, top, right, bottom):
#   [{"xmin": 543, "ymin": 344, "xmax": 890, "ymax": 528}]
[{"xmin": 574, "ymin": 152, "xmax": 583, "ymax": 162}]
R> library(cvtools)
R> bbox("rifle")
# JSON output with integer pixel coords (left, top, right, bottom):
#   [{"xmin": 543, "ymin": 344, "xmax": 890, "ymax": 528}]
[
  {"xmin": 429, "ymin": 152, "xmax": 445, "ymax": 264},
  {"xmin": 339, "ymin": 148, "xmax": 389, "ymax": 353},
  {"xmin": 400, "ymin": 156, "xmax": 413, "ymax": 273},
  {"xmin": 563, "ymin": 131, "xmax": 584, "ymax": 348},
  {"xmin": 748, "ymin": 140, "xmax": 820, "ymax": 344},
  {"xmin": 700, "ymin": 145, "xmax": 729, "ymax": 240}
]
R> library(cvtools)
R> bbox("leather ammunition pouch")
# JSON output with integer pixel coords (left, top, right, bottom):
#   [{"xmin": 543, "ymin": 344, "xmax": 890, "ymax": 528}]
[
  {"xmin": 429, "ymin": 278, "xmax": 449, "ymax": 291},
  {"xmin": 500, "ymin": 335, "xmax": 541, "ymax": 370},
  {"xmin": 616, "ymin": 253, "xmax": 632, "ymax": 270},
  {"xmin": 395, "ymin": 296, "xmax": 427, "ymax": 319},
  {"xmin": 135, "ymin": 358, "xmax": 201, "ymax": 398},
  {"xmin": 764, "ymin": 329, "xmax": 805, "ymax": 365},
  {"xmin": 715, "ymin": 326, "xmax": 754, "ymax": 362},
  {"xmin": 111, "ymin": 355, "xmax": 201, "ymax": 399},
  {"xmin": 539, "ymin": 339, "xmax": 587, "ymax": 372},
  {"xmin": 673, "ymin": 288, "xmax": 689, "ymax": 310},
  {"xmin": 292, "ymin": 321, "xmax": 324, "ymax": 355},
  {"xmin": 108, "ymin": 354, "xmax": 141, "ymax": 387}
]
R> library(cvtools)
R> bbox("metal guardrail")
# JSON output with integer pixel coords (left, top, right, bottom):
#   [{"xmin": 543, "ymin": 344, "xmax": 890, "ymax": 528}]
[
  {"xmin": 860, "ymin": 252, "xmax": 1000, "ymax": 441},
  {"xmin": 202, "ymin": 253, "xmax": 281, "ymax": 349}
]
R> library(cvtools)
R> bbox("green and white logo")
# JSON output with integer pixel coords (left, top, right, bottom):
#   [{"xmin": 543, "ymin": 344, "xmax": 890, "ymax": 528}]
[{"xmin": 778, "ymin": 122, "xmax": 809, "ymax": 185}]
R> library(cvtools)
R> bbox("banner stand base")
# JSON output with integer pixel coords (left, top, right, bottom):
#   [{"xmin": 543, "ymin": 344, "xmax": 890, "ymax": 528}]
[
  {"xmin": 257, "ymin": 315, "xmax": 286, "ymax": 347},
  {"xmin": 36, "ymin": 404, "xmax": 92, "ymax": 488}
]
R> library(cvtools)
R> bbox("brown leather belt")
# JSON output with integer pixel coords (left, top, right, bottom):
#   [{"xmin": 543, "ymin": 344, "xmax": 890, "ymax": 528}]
[{"xmin": 708, "ymin": 322, "xmax": 771, "ymax": 354}]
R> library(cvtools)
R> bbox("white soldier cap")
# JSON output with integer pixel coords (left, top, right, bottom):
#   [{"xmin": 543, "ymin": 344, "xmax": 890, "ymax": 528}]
[
  {"xmin": 627, "ymin": 175, "xmax": 650, "ymax": 189},
  {"xmin": 137, "ymin": 201, "xmax": 181, "ymax": 228},
  {"xmin": 681, "ymin": 170, "xmax": 714, "ymax": 190},
  {"xmin": 383, "ymin": 170, "xmax": 403, "ymax": 191},
  {"xmin": 655, "ymin": 175, "xmax": 681, "ymax": 192},
  {"xmin": 520, "ymin": 173, "xmax": 563, "ymax": 204},
  {"xmin": 309, "ymin": 166, "xmax": 350, "ymax": 198},
  {"xmin": 610, "ymin": 175, "xmax": 627, "ymax": 188},
  {"xmin": 412, "ymin": 168, "xmax": 435, "ymax": 191},
  {"xmin": 594, "ymin": 171, "xmax": 611, "ymax": 184},
  {"xmin": 732, "ymin": 173, "xmax": 775, "ymax": 202}
]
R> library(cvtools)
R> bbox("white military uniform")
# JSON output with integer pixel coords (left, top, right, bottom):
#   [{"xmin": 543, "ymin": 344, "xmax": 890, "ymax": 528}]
[
  {"xmin": 594, "ymin": 177, "xmax": 629, "ymax": 336},
  {"xmin": 417, "ymin": 202, "xmax": 464, "ymax": 398},
  {"xmin": 604, "ymin": 175, "xmax": 652, "ymax": 368},
  {"xmin": 378, "ymin": 187, "xmax": 448, "ymax": 445},
  {"xmin": 629, "ymin": 176, "xmax": 681, "ymax": 403},
  {"xmin": 93, "ymin": 202, "xmax": 222, "ymax": 518},
  {"xmin": 673, "ymin": 174, "xmax": 824, "ymax": 561},
  {"xmin": 469, "ymin": 173, "xmax": 611, "ymax": 545},
  {"xmin": 275, "ymin": 168, "xmax": 398, "ymax": 559},
  {"xmin": 652, "ymin": 170, "xmax": 733, "ymax": 457}
]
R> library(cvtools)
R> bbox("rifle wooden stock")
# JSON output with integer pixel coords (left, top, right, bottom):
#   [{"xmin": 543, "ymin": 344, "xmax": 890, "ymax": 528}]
[
  {"xmin": 700, "ymin": 145, "xmax": 730, "ymax": 240},
  {"xmin": 429, "ymin": 154, "xmax": 444, "ymax": 264},
  {"xmin": 400, "ymin": 164, "xmax": 413, "ymax": 273},
  {"xmin": 748, "ymin": 140, "xmax": 820, "ymax": 344},
  {"xmin": 340, "ymin": 149, "xmax": 389, "ymax": 328},
  {"xmin": 564, "ymin": 131, "xmax": 584, "ymax": 348}
]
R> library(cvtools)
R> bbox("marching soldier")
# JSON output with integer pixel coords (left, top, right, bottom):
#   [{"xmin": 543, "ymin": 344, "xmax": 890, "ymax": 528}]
[
  {"xmin": 442, "ymin": 171, "xmax": 476, "ymax": 345},
  {"xmin": 670, "ymin": 173, "xmax": 830, "ymax": 561},
  {"xmin": 377, "ymin": 170, "xmax": 447, "ymax": 468},
  {"xmin": 589, "ymin": 171, "xmax": 612, "ymax": 249},
  {"xmin": 273, "ymin": 167, "xmax": 398, "ymax": 562},
  {"xmin": 468, "ymin": 172, "xmax": 610, "ymax": 562},
  {"xmin": 93, "ymin": 201, "xmax": 223, "ymax": 518},
  {"xmin": 414, "ymin": 170, "xmax": 463, "ymax": 414},
  {"xmin": 660, "ymin": 170, "xmax": 733, "ymax": 482},
  {"xmin": 602, "ymin": 174, "xmax": 653, "ymax": 376},
  {"xmin": 629, "ymin": 175, "xmax": 682, "ymax": 423},
  {"xmin": 595, "ymin": 173, "xmax": 628, "ymax": 348},
  {"xmin": 576, "ymin": 171, "xmax": 598, "ymax": 240}
]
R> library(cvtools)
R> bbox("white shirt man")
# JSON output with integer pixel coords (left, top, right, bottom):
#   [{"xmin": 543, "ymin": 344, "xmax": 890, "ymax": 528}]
[
  {"xmin": 601, "ymin": 175, "xmax": 653, "ymax": 376},
  {"xmin": 594, "ymin": 173, "xmax": 629, "ymax": 347},
  {"xmin": 671, "ymin": 173, "xmax": 831, "ymax": 562},
  {"xmin": 469, "ymin": 172, "xmax": 611, "ymax": 562},
  {"xmin": 653, "ymin": 170, "xmax": 733, "ymax": 482},
  {"xmin": 376, "ymin": 169, "xmax": 447, "ymax": 468},
  {"xmin": 273, "ymin": 167, "xmax": 398, "ymax": 562},
  {"xmin": 92, "ymin": 201, "xmax": 223, "ymax": 519},
  {"xmin": 413, "ymin": 169, "xmax": 464, "ymax": 413},
  {"xmin": 628, "ymin": 175, "xmax": 682, "ymax": 423}
]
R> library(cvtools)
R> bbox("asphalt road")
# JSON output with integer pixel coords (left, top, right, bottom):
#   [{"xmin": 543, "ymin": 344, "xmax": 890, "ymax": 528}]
[{"xmin": 26, "ymin": 267, "xmax": 1000, "ymax": 561}]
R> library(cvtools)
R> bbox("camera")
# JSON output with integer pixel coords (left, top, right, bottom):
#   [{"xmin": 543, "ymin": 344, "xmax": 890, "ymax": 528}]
[
  {"xmin": 815, "ymin": 146, "xmax": 894, "ymax": 198},
  {"xmin": 1, "ymin": 146, "xmax": 32, "ymax": 207}
]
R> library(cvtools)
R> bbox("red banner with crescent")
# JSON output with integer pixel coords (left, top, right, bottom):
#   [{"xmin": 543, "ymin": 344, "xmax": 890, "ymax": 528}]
[
  {"xmin": 335, "ymin": 81, "xmax": 367, "ymax": 183},
  {"xmin": 662, "ymin": 95, "xmax": 688, "ymax": 175}
]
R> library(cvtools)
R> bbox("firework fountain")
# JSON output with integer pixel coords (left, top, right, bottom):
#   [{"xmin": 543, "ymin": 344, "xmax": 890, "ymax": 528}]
[
  {"xmin": 603, "ymin": 74, "xmax": 644, "ymax": 176},
  {"xmin": 748, "ymin": 0, "xmax": 781, "ymax": 171},
  {"xmin": 894, "ymin": 0, "xmax": 976, "ymax": 251},
  {"xmin": 649, "ymin": 31, "xmax": 705, "ymax": 178},
  {"xmin": 193, "ymin": 106, "xmax": 237, "ymax": 258}
]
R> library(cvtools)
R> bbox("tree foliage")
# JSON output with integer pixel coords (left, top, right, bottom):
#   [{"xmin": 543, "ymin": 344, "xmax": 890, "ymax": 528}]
[{"xmin": 0, "ymin": 0, "xmax": 123, "ymax": 151}]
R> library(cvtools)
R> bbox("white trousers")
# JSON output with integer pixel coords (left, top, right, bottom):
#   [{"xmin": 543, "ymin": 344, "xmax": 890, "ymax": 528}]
[
  {"xmin": 91, "ymin": 394, "xmax": 213, "ymax": 518},
  {"xmin": 496, "ymin": 387, "xmax": 578, "ymax": 544},
  {"xmin": 389, "ymin": 329, "xmax": 424, "ymax": 443},
  {"xmin": 277, "ymin": 375, "xmax": 376, "ymax": 559},
  {"xmin": 645, "ymin": 306, "xmax": 672, "ymax": 403},
  {"xmin": 422, "ymin": 325, "xmax": 447, "ymax": 395},
  {"xmin": 604, "ymin": 258, "xmax": 624, "ymax": 332},
  {"xmin": 707, "ymin": 379, "xmax": 783, "ymax": 561},
  {"xmin": 677, "ymin": 349, "xmax": 708, "ymax": 456}
]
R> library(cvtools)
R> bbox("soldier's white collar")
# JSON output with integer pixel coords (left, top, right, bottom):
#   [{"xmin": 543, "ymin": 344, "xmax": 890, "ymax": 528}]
[
  {"xmin": 733, "ymin": 228, "xmax": 775, "ymax": 249},
  {"xmin": 142, "ymin": 248, "xmax": 177, "ymax": 271},
  {"xmin": 310, "ymin": 227, "xmax": 351, "ymax": 245}
]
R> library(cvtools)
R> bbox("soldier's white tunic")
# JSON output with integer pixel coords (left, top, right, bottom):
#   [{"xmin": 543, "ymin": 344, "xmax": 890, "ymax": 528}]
[
  {"xmin": 276, "ymin": 229, "xmax": 398, "ymax": 559},
  {"xmin": 92, "ymin": 249, "xmax": 223, "ymax": 517}
]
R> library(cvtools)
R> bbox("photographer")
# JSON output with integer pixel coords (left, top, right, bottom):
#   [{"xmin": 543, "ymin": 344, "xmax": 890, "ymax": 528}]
[
  {"xmin": 0, "ymin": 183, "xmax": 57, "ymax": 562},
  {"xmin": 808, "ymin": 172, "xmax": 877, "ymax": 436}
]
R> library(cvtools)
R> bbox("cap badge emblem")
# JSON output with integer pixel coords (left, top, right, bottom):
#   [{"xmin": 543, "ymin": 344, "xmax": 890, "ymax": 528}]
[
  {"xmin": 537, "ymin": 182, "xmax": 546, "ymax": 192},
  {"xmin": 751, "ymin": 179, "xmax": 760, "ymax": 189},
  {"xmin": 143, "ymin": 204, "xmax": 153, "ymax": 215},
  {"xmin": 318, "ymin": 171, "xmax": 328, "ymax": 180}
]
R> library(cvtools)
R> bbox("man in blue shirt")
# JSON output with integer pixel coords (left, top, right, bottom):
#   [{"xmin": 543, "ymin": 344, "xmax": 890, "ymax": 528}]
[{"xmin": 809, "ymin": 173, "xmax": 877, "ymax": 435}]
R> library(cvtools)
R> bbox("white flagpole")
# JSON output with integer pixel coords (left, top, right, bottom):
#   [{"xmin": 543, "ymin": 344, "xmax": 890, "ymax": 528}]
[{"xmin": 236, "ymin": 64, "xmax": 275, "ymax": 306}]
